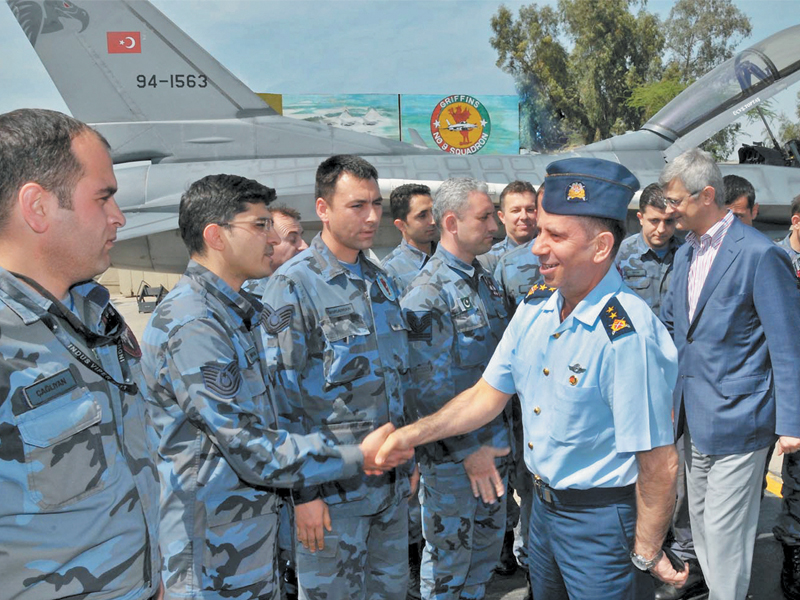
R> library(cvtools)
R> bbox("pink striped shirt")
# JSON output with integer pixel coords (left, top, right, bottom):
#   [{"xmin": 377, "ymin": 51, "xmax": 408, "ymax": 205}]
[{"xmin": 686, "ymin": 211, "xmax": 735, "ymax": 321}]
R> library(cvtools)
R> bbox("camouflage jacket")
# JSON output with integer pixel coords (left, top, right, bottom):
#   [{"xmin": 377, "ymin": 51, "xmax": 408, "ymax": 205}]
[
  {"xmin": 615, "ymin": 233, "xmax": 682, "ymax": 316},
  {"xmin": 478, "ymin": 235, "xmax": 519, "ymax": 274},
  {"xmin": 381, "ymin": 239, "xmax": 434, "ymax": 292},
  {"xmin": 401, "ymin": 246, "xmax": 512, "ymax": 465},
  {"xmin": 241, "ymin": 275, "xmax": 268, "ymax": 298},
  {"xmin": 140, "ymin": 261, "xmax": 363, "ymax": 599},
  {"xmin": 494, "ymin": 237, "xmax": 542, "ymax": 313},
  {"xmin": 777, "ymin": 234, "xmax": 800, "ymax": 279},
  {"xmin": 261, "ymin": 234, "xmax": 411, "ymax": 515},
  {"xmin": 0, "ymin": 268, "xmax": 160, "ymax": 600}
]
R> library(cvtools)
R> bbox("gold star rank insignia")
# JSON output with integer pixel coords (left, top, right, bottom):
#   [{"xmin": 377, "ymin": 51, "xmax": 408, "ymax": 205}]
[
  {"xmin": 600, "ymin": 297, "xmax": 635, "ymax": 341},
  {"xmin": 526, "ymin": 281, "xmax": 556, "ymax": 303}
]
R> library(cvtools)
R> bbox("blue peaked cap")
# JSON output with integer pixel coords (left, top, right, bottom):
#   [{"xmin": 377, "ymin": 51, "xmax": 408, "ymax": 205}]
[{"xmin": 542, "ymin": 158, "xmax": 640, "ymax": 221}]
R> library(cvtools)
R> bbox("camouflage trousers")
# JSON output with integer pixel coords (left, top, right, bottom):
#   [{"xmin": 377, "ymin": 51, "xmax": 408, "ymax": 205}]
[
  {"xmin": 410, "ymin": 488, "xmax": 423, "ymax": 545},
  {"xmin": 775, "ymin": 450, "xmax": 800, "ymax": 545},
  {"xmin": 420, "ymin": 458, "xmax": 509, "ymax": 600},
  {"xmin": 295, "ymin": 497, "xmax": 409, "ymax": 600},
  {"xmin": 505, "ymin": 397, "xmax": 532, "ymax": 568}
]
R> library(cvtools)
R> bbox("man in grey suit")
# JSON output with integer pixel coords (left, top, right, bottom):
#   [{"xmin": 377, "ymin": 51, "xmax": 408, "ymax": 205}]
[{"xmin": 660, "ymin": 148, "xmax": 800, "ymax": 600}]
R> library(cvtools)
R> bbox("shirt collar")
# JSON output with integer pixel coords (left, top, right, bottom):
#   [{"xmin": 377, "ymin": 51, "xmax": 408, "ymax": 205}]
[
  {"xmin": 401, "ymin": 238, "xmax": 433, "ymax": 266},
  {"xmin": 309, "ymin": 233, "xmax": 379, "ymax": 284},
  {"xmin": 185, "ymin": 260, "xmax": 260, "ymax": 330},
  {"xmin": 0, "ymin": 266, "xmax": 114, "ymax": 332},
  {"xmin": 686, "ymin": 211, "xmax": 734, "ymax": 249},
  {"xmin": 541, "ymin": 267, "xmax": 622, "ymax": 328},
  {"xmin": 436, "ymin": 244, "xmax": 483, "ymax": 279},
  {"xmin": 635, "ymin": 232, "xmax": 681, "ymax": 259}
]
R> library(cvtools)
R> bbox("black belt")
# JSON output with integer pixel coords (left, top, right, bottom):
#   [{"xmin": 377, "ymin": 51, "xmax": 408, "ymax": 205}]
[{"xmin": 533, "ymin": 475, "xmax": 635, "ymax": 507}]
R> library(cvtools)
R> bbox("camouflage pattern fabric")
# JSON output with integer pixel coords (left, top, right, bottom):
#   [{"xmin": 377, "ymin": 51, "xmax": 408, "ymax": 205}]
[
  {"xmin": 140, "ymin": 261, "xmax": 364, "ymax": 600},
  {"xmin": 615, "ymin": 233, "xmax": 681, "ymax": 316},
  {"xmin": 241, "ymin": 276, "xmax": 268, "ymax": 298},
  {"xmin": 261, "ymin": 234, "xmax": 412, "ymax": 600},
  {"xmin": 0, "ymin": 268, "xmax": 161, "ymax": 600},
  {"xmin": 493, "ymin": 238, "xmax": 542, "ymax": 313},
  {"xmin": 401, "ymin": 245, "xmax": 512, "ymax": 600},
  {"xmin": 478, "ymin": 236, "xmax": 518, "ymax": 274},
  {"xmin": 777, "ymin": 234, "xmax": 800, "ymax": 278},
  {"xmin": 381, "ymin": 239, "xmax": 434, "ymax": 293}
]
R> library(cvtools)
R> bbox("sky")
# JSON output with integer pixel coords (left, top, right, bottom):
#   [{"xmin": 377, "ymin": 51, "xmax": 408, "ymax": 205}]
[{"xmin": 1, "ymin": 0, "xmax": 799, "ymax": 131}]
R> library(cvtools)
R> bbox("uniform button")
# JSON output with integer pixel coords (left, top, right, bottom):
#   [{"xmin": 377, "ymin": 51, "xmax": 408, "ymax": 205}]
[
  {"xmin": 528, "ymin": 442, "xmax": 534, "ymax": 449},
  {"xmin": 543, "ymin": 368, "xmax": 550, "ymax": 376},
  {"xmin": 687, "ymin": 337, "xmax": 693, "ymax": 343},
  {"xmin": 552, "ymin": 333, "xmax": 560, "ymax": 339},
  {"xmin": 534, "ymin": 406, "xmax": 541, "ymax": 415}
]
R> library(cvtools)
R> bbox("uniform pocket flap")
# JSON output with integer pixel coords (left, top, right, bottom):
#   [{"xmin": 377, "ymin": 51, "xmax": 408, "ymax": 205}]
[
  {"xmin": 17, "ymin": 393, "xmax": 101, "ymax": 448},
  {"xmin": 322, "ymin": 420, "xmax": 374, "ymax": 445},
  {"xmin": 320, "ymin": 314, "xmax": 371, "ymax": 342},
  {"xmin": 719, "ymin": 375, "xmax": 770, "ymax": 397}
]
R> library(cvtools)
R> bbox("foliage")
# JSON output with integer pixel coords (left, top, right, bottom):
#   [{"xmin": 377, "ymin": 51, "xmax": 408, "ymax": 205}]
[
  {"xmin": 492, "ymin": 0, "xmax": 753, "ymax": 151},
  {"xmin": 779, "ymin": 91, "xmax": 800, "ymax": 143}
]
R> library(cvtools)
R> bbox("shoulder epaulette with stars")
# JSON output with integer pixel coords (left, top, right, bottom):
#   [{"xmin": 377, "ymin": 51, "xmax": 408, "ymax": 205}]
[
  {"xmin": 600, "ymin": 297, "xmax": 635, "ymax": 341},
  {"xmin": 525, "ymin": 283, "xmax": 556, "ymax": 303}
]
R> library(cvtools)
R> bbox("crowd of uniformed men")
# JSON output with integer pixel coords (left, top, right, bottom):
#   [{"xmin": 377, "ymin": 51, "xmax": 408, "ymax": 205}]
[{"xmin": 2, "ymin": 107, "xmax": 800, "ymax": 600}]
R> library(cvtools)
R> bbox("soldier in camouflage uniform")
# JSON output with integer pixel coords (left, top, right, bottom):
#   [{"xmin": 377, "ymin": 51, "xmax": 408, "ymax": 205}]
[
  {"xmin": 141, "ymin": 174, "xmax": 410, "ymax": 600},
  {"xmin": 0, "ymin": 108, "xmax": 161, "ymax": 600},
  {"xmin": 242, "ymin": 204, "xmax": 308, "ymax": 298},
  {"xmin": 478, "ymin": 180, "xmax": 538, "ymax": 274},
  {"xmin": 381, "ymin": 182, "xmax": 438, "ymax": 600},
  {"xmin": 382, "ymin": 183, "xmax": 438, "ymax": 292},
  {"xmin": 261, "ymin": 156, "xmax": 414, "ymax": 600},
  {"xmin": 775, "ymin": 193, "xmax": 800, "ymax": 600},
  {"xmin": 401, "ymin": 178, "xmax": 512, "ymax": 600},
  {"xmin": 615, "ymin": 183, "xmax": 682, "ymax": 317},
  {"xmin": 493, "ymin": 238, "xmax": 542, "ymax": 312}
]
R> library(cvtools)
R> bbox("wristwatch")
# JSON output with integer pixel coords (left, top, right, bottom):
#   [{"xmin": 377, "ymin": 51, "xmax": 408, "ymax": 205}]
[{"xmin": 630, "ymin": 549, "xmax": 664, "ymax": 571}]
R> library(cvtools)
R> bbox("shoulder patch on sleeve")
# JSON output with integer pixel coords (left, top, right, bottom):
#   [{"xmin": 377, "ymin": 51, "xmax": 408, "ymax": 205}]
[
  {"xmin": 200, "ymin": 361, "xmax": 241, "ymax": 398},
  {"xmin": 406, "ymin": 311, "xmax": 432, "ymax": 341},
  {"xmin": 600, "ymin": 297, "xmax": 636, "ymax": 341},
  {"xmin": 261, "ymin": 303, "xmax": 294, "ymax": 334},
  {"xmin": 525, "ymin": 283, "xmax": 556, "ymax": 303}
]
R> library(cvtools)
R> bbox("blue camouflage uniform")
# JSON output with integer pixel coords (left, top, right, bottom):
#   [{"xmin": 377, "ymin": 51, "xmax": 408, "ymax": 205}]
[
  {"xmin": 381, "ymin": 239, "xmax": 435, "ymax": 292},
  {"xmin": 140, "ymin": 261, "xmax": 366, "ymax": 600},
  {"xmin": 775, "ymin": 233, "xmax": 800, "ymax": 548},
  {"xmin": 492, "ymin": 238, "xmax": 542, "ymax": 568},
  {"xmin": 615, "ymin": 233, "xmax": 682, "ymax": 316},
  {"xmin": 241, "ymin": 276, "xmax": 268, "ymax": 298},
  {"xmin": 0, "ymin": 268, "xmax": 161, "ymax": 600},
  {"xmin": 493, "ymin": 238, "xmax": 542, "ymax": 312},
  {"xmin": 261, "ymin": 234, "xmax": 412, "ymax": 600},
  {"xmin": 478, "ymin": 235, "xmax": 519, "ymax": 274},
  {"xmin": 483, "ymin": 267, "xmax": 677, "ymax": 599},
  {"xmin": 401, "ymin": 245, "xmax": 512, "ymax": 600}
]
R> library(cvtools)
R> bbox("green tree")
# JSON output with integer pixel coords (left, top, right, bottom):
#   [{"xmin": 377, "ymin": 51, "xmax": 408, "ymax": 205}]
[
  {"xmin": 490, "ymin": 0, "xmax": 663, "ymax": 149},
  {"xmin": 664, "ymin": 0, "xmax": 752, "ymax": 83},
  {"xmin": 779, "ymin": 91, "xmax": 800, "ymax": 142}
]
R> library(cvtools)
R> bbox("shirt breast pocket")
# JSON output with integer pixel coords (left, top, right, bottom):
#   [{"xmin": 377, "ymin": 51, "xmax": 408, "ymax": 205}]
[
  {"xmin": 452, "ymin": 308, "xmax": 489, "ymax": 368},
  {"xmin": 16, "ymin": 390, "xmax": 108, "ymax": 509},
  {"xmin": 622, "ymin": 268, "xmax": 651, "ymax": 290},
  {"xmin": 320, "ymin": 314, "xmax": 372, "ymax": 387},
  {"xmin": 547, "ymin": 384, "xmax": 605, "ymax": 446}
]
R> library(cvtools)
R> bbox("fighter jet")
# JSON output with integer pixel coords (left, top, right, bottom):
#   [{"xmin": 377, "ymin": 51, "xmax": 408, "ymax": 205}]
[
  {"xmin": 445, "ymin": 119, "xmax": 478, "ymax": 132},
  {"xmin": 5, "ymin": 0, "xmax": 800, "ymax": 272}
]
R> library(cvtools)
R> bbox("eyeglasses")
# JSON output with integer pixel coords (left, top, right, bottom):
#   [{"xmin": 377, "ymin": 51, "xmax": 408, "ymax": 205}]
[
  {"xmin": 664, "ymin": 189, "xmax": 703, "ymax": 208},
  {"xmin": 219, "ymin": 217, "xmax": 273, "ymax": 233}
]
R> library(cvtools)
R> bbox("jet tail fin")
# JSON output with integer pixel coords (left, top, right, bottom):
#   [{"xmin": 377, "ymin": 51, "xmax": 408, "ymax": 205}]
[{"xmin": 6, "ymin": 0, "xmax": 275, "ymax": 124}]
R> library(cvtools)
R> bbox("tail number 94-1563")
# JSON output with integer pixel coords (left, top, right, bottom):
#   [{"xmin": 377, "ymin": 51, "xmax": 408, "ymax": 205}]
[{"xmin": 136, "ymin": 74, "xmax": 209, "ymax": 89}]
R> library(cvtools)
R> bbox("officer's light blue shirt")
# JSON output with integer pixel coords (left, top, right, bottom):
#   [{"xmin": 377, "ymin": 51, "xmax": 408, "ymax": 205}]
[{"xmin": 483, "ymin": 267, "xmax": 677, "ymax": 490}]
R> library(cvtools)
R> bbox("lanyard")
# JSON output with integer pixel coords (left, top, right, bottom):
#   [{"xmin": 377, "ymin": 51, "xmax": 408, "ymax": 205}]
[{"xmin": 10, "ymin": 272, "xmax": 140, "ymax": 396}]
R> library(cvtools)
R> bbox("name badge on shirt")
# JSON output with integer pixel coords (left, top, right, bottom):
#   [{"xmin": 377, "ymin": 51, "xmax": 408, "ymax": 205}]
[{"xmin": 23, "ymin": 369, "xmax": 78, "ymax": 409}]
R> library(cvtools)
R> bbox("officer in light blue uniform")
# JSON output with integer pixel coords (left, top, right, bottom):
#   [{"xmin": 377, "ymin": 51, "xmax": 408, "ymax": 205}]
[{"xmin": 375, "ymin": 158, "xmax": 688, "ymax": 600}]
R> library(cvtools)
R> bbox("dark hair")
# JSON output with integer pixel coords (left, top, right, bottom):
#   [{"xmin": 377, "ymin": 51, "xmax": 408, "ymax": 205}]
[
  {"xmin": 792, "ymin": 193, "xmax": 800, "ymax": 217},
  {"xmin": 578, "ymin": 216, "xmax": 627, "ymax": 258},
  {"xmin": 0, "ymin": 108, "xmax": 108, "ymax": 228},
  {"xmin": 179, "ymin": 174, "xmax": 277, "ymax": 256},
  {"xmin": 639, "ymin": 183, "xmax": 666, "ymax": 212},
  {"xmin": 499, "ymin": 180, "xmax": 537, "ymax": 211},
  {"xmin": 389, "ymin": 183, "xmax": 431, "ymax": 221},
  {"xmin": 315, "ymin": 155, "xmax": 378, "ymax": 203},
  {"xmin": 723, "ymin": 174, "xmax": 756, "ymax": 209},
  {"xmin": 270, "ymin": 204, "xmax": 301, "ymax": 222}
]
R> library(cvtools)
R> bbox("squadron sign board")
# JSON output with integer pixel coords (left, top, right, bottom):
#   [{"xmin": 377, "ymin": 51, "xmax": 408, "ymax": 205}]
[{"xmin": 429, "ymin": 95, "xmax": 491, "ymax": 154}]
